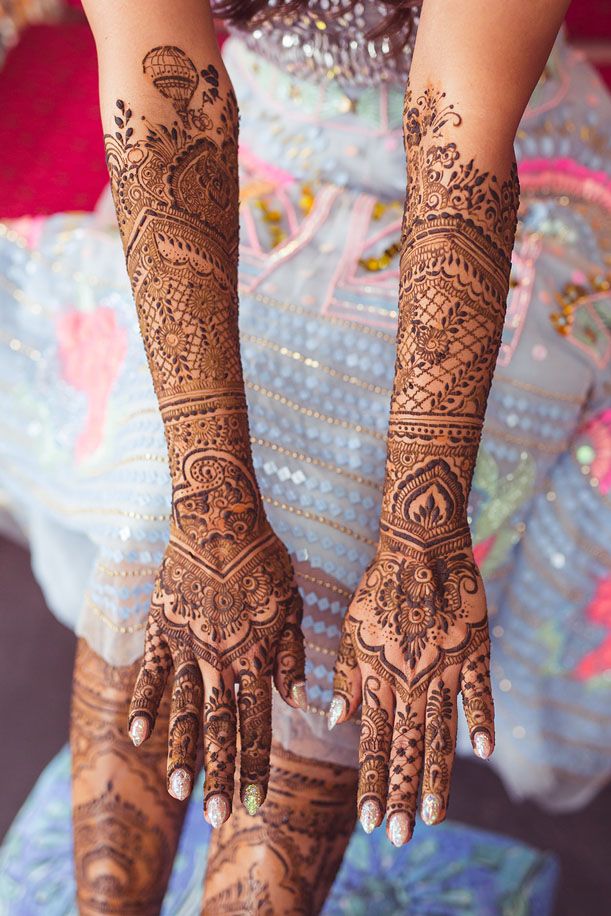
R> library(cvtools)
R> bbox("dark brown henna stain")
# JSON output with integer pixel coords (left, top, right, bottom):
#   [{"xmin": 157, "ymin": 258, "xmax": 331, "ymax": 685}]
[
  {"xmin": 202, "ymin": 743, "xmax": 358, "ymax": 915},
  {"xmin": 104, "ymin": 48, "xmax": 304, "ymax": 811},
  {"xmin": 71, "ymin": 639, "xmax": 188, "ymax": 914},
  {"xmin": 336, "ymin": 87, "xmax": 519, "ymax": 832}
]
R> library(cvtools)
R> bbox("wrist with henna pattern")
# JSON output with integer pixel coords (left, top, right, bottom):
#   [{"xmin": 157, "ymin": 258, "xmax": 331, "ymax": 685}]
[
  {"xmin": 104, "ymin": 46, "xmax": 306, "ymax": 823},
  {"xmin": 331, "ymin": 86, "xmax": 520, "ymax": 844}
]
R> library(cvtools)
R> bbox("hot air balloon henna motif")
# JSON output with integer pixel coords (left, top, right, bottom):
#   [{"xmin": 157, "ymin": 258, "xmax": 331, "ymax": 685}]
[{"xmin": 105, "ymin": 49, "xmax": 305, "ymax": 819}]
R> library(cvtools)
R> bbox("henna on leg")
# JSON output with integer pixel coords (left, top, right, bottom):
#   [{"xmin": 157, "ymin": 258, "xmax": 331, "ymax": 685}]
[
  {"xmin": 71, "ymin": 638, "xmax": 191, "ymax": 915},
  {"xmin": 201, "ymin": 743, "xmax": 358, "ymax": 915}
]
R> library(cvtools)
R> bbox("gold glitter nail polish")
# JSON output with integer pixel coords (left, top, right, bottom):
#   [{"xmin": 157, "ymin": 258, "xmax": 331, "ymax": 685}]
[
  {"xmin": 327, "ymin": 694, "xmax": 345, "ymax": 731},
  {"xmin": 129, "ymin": 717, "xmax": 148, "ymax": 747},
  {"xmin": 388, "ymin": 812, "xmax": 409, "ymax": 847},
  {"xmin": 421, "ymin": 792, "xmax": 442, "ymax": 826},
  {"xmin": 206, "ymin": 794, "xmax": 229, "ymax": 829},
  {"xmin": 243, "ymin": 784, "xmax": 264, "ymax": 816},
  {"xmin": 291, "ymin": 681, "xmax": 308, "ymax": 710},
  {"xmin": 359, "ymin": 799, "xmax": 380, "ymax": 835},
  {"xmin": 169, "ymin": 769, "xmax": 191, "ymax": 801},
  {"xmin": 474, "ymin": 731, "xmax": 492, "ymax": 759}
]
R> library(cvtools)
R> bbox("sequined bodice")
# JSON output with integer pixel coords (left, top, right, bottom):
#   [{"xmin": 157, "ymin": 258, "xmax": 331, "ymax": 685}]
[{"xmin": 223, "ymin": 1, "xmax": 421, "ymax": 88}]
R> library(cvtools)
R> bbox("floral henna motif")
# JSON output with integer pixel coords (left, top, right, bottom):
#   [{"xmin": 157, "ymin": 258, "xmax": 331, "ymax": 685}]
[
  {"xmin": 104, "ymin": 48, "xmax": 305, "ymax": 819},
  {"xmin": 202, "ymin": 743, "xmax": 358, "ymax": 915},
  {"xmin": 333, "ymin": 88, "xmax": 520, "ymax": 840},
  {"xmin": 71, "ymin": 640, "xmax": 188, "ymax": 914}
]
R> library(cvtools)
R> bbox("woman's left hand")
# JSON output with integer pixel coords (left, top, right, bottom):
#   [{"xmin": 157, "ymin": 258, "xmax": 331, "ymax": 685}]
[{"xmin": 329, "ymin": 543, "xmax": 494, "ymax": 847}]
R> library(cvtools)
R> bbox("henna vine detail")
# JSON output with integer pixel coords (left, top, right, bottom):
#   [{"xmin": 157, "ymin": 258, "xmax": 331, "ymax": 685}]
[
  {"xmin": 333, "ymin": 87, "xmax": 519, "ymax": 842},
  {"xmin": 104, "ymin": 48, "xmax": 305, "ymax": 822}
]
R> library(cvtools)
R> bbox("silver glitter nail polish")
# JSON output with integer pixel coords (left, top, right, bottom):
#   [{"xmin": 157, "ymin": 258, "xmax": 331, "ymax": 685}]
[
  {"xmin": 359, "ymin": 799, "xmax": 380, "ymax": 834},
  {"xmin": 421, "ymin": 792, "xmax": 442, "ymax": 826},
  {"xmin": 129, "ymin": 717, "xmax": 147, "ymax": 747},
  {"xmin": 388, "ymin": 812, "xmax": 409, "ymax": 847},
  {"xmin": 243, "ymin": 784, "xmax": 264, "ymax": 816},
  {"xmin": 169, "ymin": 769, "xmax": 191, "ymax": 801},
  {"xmin": 327, "ymin": 695, "xmax": 345, "ymax": 731},
  {"xmin": 291, "ymin": 681, "xmax": 308, "ymax": 710},
  {"xmin": 474, "ymin": 731, "xmax": 492, "ymax": 759},
  {"xmin": 206, "ymin": 794, "xmax": 229, "ymax": 829}
]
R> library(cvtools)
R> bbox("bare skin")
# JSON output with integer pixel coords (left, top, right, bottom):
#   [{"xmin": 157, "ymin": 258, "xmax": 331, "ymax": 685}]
[
  {"xmin": 330, "ymin": 0, "xmax": 571, "ymax": 846},
  {"xmin": 71, "ymin": 1, "xmax": 570, "ymax": 913},
  {"xmin": 71, "ymin": 638, "xmax": 188, "ymax": 915}
]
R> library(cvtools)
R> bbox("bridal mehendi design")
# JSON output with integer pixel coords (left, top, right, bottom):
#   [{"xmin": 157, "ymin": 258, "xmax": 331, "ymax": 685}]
[
  {"xmin": 104, "ymin": 47, "xmax": 305, "ymax": 820},
  {"xmin": 71, "ymin": 639, "xmax": 188, "ymax": 914},
  {"xmin": 202, "ymin": 743, "xmax": 358, "ymax": 914},
  {"xmin": 332, "ymin": 87, "xmax": 520, "ymax": 840}
]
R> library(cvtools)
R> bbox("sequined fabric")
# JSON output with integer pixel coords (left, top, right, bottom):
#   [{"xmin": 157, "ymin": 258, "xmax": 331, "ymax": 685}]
[
  {"xmin": 1, "ymin": 33, "xmax": 610, "ymax": 808},
  {"xmin": 221, "ymin": 0, "xmax": 422, "ymax": 88}
]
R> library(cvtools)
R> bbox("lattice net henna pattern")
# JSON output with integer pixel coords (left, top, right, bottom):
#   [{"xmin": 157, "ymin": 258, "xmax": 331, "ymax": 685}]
[{"xmin": 104, "ymin": 46, "xmax": 305, "ymax": 813}]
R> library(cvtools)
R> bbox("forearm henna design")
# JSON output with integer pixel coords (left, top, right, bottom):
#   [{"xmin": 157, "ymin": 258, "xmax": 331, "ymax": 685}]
[
  {"xmin": 202, "ymin": 743, "xmax": 358, "ymax": 915},
  {"xmin": 333, "ymin": 88, "xmax": 520, "ymax": 842},
  {"xmin": 104, "ymin": 48, "xmax": 305, "ymax": 820},
  {"xmin": 71, "ymin": 639, "xmax": 188, "ymax": 915}
]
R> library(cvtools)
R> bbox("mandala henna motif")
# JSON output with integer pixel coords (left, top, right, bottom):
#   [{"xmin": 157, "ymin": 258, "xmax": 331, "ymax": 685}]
[
  {"xmin": 104, "ymin": 48, "xmax": 305, "ymax": 817},
  {"xmin": 334, "ymin": 88, "xmax": 519, "ymax": 835}
]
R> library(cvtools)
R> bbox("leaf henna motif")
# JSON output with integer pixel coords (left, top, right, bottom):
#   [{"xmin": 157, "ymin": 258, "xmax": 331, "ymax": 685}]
[
  {"xmin": 105, "ymin": 49, "xmax": 305, "ymax": 819},
  {"xmin": 334, "ymin": 88, "xmax": 519, "ymax": 834}
]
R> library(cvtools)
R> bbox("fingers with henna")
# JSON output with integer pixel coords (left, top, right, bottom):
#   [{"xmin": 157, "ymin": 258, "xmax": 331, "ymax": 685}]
[
  {"xmin": 461, "ymin": 646, "xmax": 495, "ymax": 760},
  {"xmin": 273, "ymin": 588, "xmax": 308, "ymax": 711},
  {"xmin": 128, "ymin": 611, "xmax": 172, "ymax": 746},
  {"xmin": 166, "ymin": 651, "xmax": 202, "ymax": 801},
  {"xmin": 328, "ymin": 619, "xmax": 361, "ymax": 731},
  {"xmin": 202, "ymin": 666, "xmax": 236, "ymax": 828},
  {"xmin": 357, "ymin": 675, "xmax": 394, "ymax": 835},
  {"xmin": 385, "ymin": 694, "xmax": 425, "ymax": 847},
  {"xmin": 237, "ymin": 653, "xmax": 273, "ymax": 816},
  {"xmin": 420, "ymin": 671, "xmax": 459, "ymax": 827}
]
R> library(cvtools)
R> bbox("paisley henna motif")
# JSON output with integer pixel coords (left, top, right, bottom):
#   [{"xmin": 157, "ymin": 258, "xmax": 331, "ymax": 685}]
[
  {"xmin": 333, "ymin": 87, "xmax": 519, "ymax": 840},
  {"xmin": 104, "ymin": 48, "xmax": 305, "ymax": 820}
]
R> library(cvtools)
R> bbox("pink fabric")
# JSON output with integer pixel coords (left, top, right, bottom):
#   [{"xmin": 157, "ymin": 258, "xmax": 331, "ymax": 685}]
[
  {"xmin": 0, "ymin": 23, "xmax": 107, "ymax": 217},
  {"xmin": 574, "ymin": 578, "xmax": 611, "ymax": 681},
  {"xmin": 56, "ymin": 308, "xmax": 128, "ymax": 462},
  {"xmin": 583, "ymin": 409, "xmax": 611, "ymax": 495},
  {"xmin": 473, "ymin": 536, "xmax": 495, "ymax": 567}
]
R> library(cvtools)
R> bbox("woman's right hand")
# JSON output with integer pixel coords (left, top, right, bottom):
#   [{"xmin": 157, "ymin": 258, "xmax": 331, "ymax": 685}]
[{"xmin": 128, "ymin": 449, "xmax": 306, "ymax": 828}]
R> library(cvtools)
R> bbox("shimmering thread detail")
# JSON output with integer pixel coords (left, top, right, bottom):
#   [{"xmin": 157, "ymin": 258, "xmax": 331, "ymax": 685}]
[
  {"xmin": 247, "ymin": 381, "xmax": 386, "ymax": 440},
  {"xmin": 243, "ymin": 289, "xmax": 395, "ymax": 344},
  {"xmin": 262, "ymin": 496, "xmax": 377, "ymax": 546},
  {"xmin": 251, "ymin": 437, "xmax": 380, "ymax": 490},
  {"xmin": 242, "ymin": 332, "xmax": 391, "ymax": 396},
  {"xmin": 86, "ymin": 596, "xmax": 147, "ymax": 634}
]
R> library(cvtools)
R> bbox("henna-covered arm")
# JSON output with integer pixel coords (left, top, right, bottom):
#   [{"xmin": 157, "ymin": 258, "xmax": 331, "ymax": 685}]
[
  {"xmin": 331, "ymin": 0, "xmax": 569, "ymax": 847},
  {"xmin": 83, "ymin": 0, "xmax": 306, "ymax": 826}
]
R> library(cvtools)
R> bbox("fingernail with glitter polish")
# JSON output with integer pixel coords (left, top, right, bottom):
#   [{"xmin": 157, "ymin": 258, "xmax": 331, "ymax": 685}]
[
  {"xmin": 243, "ymin": 784, "xmax": 264, "ymax": 816},
  {"xmin": 359, "ymin": 799, "xmax": 381, "ymax": 834},
  {"xmin": 205, "ymin": 794, "xmax": 230, "ymax": 829},
  {"xmin": 129, "ymin": 717, "xmax": 148, "ymax": 747},
  {"xmin": 327, "ymin": 695, "xmax": 345, "ymax": 731},
  {"xmin": 388, "ymin": 812, "xmax": 410, "ymax": 847},
  {"xmin": 474, "ymin": 731, "xmax": 492, "ymax": 760},
  {"xmin": 291, "ymin": 681, "xmax": 308, "ymax": 710},
  {"xmin": 421, "ymin": 792, "xmax": 442, "ymax": 826},
  {"xmin": 169, "ymin": 769, "xmax": 192, "ymax": 801}
]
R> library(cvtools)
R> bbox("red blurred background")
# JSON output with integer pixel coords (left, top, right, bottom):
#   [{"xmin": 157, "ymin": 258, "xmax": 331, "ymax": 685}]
[{"xmin": 0, "ymin": 0, "xmax": 610, "ymax": 218}]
